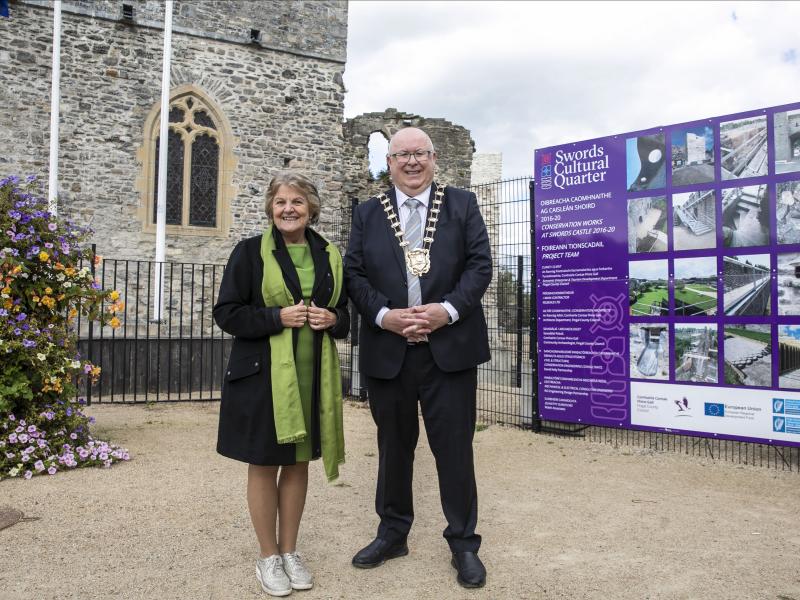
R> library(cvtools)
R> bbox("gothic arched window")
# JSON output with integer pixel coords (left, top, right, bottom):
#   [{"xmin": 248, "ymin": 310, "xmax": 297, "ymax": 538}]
[{"xmin": 139, "ymin": 87, "xmax": 236, "ymax": 235}]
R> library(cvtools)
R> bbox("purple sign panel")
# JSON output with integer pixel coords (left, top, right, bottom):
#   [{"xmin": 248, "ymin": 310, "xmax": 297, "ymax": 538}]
[{"xmin": 534, "ymin": 101, "xmax": 800, "ymax": 447}]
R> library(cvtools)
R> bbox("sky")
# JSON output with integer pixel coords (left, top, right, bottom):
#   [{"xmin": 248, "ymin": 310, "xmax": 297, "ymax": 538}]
[
  {"xmin": 674, "ymin": 256, "xmax": 716, "ymax": 280},
  {"xmin": 344, "ymin": 1, "xmax": 800, "ymax": 179},
  {"xmin": 629, "ymin": 259, "xmax": 667, "ymax": 281}
]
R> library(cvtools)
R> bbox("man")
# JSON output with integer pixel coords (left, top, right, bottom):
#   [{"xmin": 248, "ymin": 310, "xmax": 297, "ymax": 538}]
[{"xmin": 344, "ymin": 127, "xmax": 492, "ymax": 588}]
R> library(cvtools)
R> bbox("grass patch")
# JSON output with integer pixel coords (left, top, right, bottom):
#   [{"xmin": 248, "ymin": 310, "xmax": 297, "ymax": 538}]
[
  {"xmin": 475, "ymin": 422, "xmax": 489, "ymax": 432},
  {"xmin": 675, "ymin": 289, "xmax": 716, "ymax": 314},
  {"xmin": 726, "ymin": 327, "xmax": 771, "ymax": 345},
  {"xmin": 630, "ymin": 288, "xmax": 668, "ymax": 315}
]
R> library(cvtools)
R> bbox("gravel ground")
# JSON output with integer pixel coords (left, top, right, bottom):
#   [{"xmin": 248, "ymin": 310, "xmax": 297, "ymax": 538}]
[{"xmin": 1, "ymin": 400, "xmax": 799, "ymax": 600}]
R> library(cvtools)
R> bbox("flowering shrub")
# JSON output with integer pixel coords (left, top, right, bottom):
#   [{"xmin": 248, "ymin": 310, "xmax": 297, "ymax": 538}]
[{"xmin": 0, "ymin": 176, "xmax": 130, "ymax": 479}]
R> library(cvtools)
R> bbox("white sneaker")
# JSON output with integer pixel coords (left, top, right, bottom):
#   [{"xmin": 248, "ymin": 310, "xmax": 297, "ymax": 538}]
[
  {"xmin": 256, "ymin": 554, "xmax": 292, "ymax": 597},
  {"xmin": 281, "ymin": 551, "xmax": 314, "ymax": 590}
]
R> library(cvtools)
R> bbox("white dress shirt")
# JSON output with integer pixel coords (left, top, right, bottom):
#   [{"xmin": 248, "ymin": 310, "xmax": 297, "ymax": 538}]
[{"xmin": 375, "ymin": 185, "xmax": 459, "ymax": 328}]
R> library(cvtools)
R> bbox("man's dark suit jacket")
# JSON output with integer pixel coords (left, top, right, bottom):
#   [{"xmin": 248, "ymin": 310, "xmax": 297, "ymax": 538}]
[{"xmin": 344, "ymin": 183, "xmax": 492, "ymax": 379}]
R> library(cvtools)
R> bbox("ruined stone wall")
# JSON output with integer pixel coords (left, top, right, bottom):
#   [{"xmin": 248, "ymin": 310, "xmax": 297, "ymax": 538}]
[
  {"xmin": 471, "ymin": 153, "xmax": 503, "ymax": 347},
  {"xmin": 0, "ymin": 0, "xmax": 348, "ymax": 264},
  {"xmin": 342, "ymin": 108, "xmax": 475, "ymax": 203}
]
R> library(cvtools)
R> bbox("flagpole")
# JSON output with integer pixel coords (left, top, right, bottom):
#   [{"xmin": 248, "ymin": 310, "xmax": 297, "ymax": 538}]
[
  {"xmin": 47, "ymin": 0, "xmax": 62, "ymax": 214},
  {"xmin": 154, "ymin": 0, "xmax": 173, "ymax": 321}
]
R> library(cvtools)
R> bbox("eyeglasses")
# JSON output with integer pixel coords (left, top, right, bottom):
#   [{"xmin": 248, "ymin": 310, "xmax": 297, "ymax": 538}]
[{"xmin": 388, "ymin": 149, "xmax": 434, "ymax": 164}]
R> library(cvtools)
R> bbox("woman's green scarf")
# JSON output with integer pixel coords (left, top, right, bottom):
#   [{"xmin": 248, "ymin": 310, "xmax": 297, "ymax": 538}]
[{"xmin": 260, "ymin": 227, "xmax": 345, "ymax": 481}]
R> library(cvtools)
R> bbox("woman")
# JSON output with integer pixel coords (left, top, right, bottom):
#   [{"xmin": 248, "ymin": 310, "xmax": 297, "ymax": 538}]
[{"xmin": 214, "ymin": 172, "xmax": 349, "ymax": 596}]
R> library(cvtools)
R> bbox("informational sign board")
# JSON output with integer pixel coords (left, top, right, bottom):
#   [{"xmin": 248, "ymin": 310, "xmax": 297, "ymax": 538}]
[{"xmin": 534, "ymin": 101, "xmax": 800, "ymax": 447}]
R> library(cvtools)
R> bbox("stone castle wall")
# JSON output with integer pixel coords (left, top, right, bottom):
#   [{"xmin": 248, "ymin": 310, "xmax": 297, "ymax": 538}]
[
  {"xmin": 342, "ymin": 108, "xmax": 475, "ymax": 203},
  {"xmin": 0, "ymin": 0, "xmax": 348, "ymax": 264}
]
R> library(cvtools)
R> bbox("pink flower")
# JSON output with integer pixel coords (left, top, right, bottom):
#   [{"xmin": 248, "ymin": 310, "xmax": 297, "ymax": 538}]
[
  {"xmin": 24, "ymin": 471, "xmax": 32, "ymax": 479},
  {"xmin": 47, "ymin": 466, "xmax": 57, "ymax": 475}
]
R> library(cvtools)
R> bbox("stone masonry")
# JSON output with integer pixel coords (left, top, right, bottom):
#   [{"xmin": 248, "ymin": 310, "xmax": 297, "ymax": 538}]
[
  {"xmin": 342, "ymin": 108, "xmax": 475, "ymax": 204},
  {"xmin": 0, "ymin": 0, "xmax": 348, "ymax": 264}
]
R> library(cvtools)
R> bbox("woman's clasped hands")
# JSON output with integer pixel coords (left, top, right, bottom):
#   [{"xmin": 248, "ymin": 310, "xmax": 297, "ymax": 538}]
[{"xmin": 280, "ymin": 300, "xmax": 337, "ymax": 330}]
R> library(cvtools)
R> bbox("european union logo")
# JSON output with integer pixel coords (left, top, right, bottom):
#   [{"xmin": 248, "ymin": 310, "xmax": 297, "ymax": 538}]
[
  {"xmin": 774, "ymin": 417, "xmax": 786, "ymax": 432},
  {"xmin": 773, "ymin": 399, "xmax": 785, "ymax": 414},
  {"xmin": 704, "ymin": 402, "xmax": 725, "ymax": 417}
]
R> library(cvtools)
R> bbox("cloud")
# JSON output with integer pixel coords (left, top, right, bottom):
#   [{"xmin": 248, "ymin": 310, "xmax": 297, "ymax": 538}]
[
  {"xmin": 345, "ymin": 1, "xmax": 800, "ymax": 178},
  {"xmin": 675, "ymin": 256, "xmax": 716, "ymax": 279}
]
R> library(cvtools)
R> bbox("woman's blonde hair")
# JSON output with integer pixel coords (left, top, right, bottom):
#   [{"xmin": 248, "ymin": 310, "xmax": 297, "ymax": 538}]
[{"xmin": 264, "ymin": 172, "xmax": 321, "ymax": 224}]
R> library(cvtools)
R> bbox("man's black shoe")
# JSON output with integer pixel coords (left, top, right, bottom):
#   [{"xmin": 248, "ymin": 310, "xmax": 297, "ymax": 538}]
[
  {"xmin": 451, "ymin": 551, "xmax": 486, "ymax": 588},
  {"xmin": 351, "ymin": 538, "xmax": 409, "ymax": 569}
]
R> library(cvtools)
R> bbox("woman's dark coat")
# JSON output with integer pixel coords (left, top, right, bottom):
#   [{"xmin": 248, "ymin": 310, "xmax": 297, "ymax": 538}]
[{"xmin": 213, "ymin": 226, "xmax": 350, "ymax": 465}]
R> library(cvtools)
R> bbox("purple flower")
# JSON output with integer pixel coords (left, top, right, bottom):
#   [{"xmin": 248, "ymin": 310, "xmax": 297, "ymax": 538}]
[
  {"xmin": 48, "ymin": 222, "xmax": 57, "ymax": 231},
  {"xmin": 16, "ymin": 313, "xmax": 26, "ymax": 321},
  {"xmin": 30, "ymin": 246, "xmax": 39, "ymax": 254},
  {"xmin": 14, "ymin": 426, "xmax": 23, "ymax": 434},
  {"xmin": 37, "ymin": 439, "xmax": 47, "ymax": 448},
  {"xmin": 47, "ymin": 466, "xmax": 57, "ymax": 475},
  {"xmin": 23, "ymin": 339, "xmax": 36, "ymax": 348},
  {"xmin": 18, "ymin": 433, "xmax": 29, "ymax": 444},
  {"xmin": 24, "ymin": 470, "xmax": 32, "ymax": 479},
  {"xmin": 66, "ymin": 407, "xmax": 73, "ymax": 417},
  {"xmin": 8, "ymin": 433, "xmax": 18, "ymax": 443},
  {"xmin": 8, "ymin": 415, "xmax": 15, "ymax": 421},
  {"xmin": 13, "ymin": 328, "xmax": 21, "ymax": 336},
  {"xmin": 34, "ymin": 460, "xmax": 45, "ymax": 472},
  {"xmin": 83, "ymin": 364, "xmax": 92, "ymax": 374},
  {"xmin": 27, "ymin": 425, "xmax": 36, "ymax": 433}
]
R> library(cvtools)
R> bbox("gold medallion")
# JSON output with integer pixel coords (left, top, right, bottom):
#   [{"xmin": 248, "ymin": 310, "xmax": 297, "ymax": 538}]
[
  {"xmin": 377, "ymin": 183, "xmax": 445, "ymax": 276},
  {"xmin": 405, "ymin": 248, "xmax": 430, "ymax": 276}
]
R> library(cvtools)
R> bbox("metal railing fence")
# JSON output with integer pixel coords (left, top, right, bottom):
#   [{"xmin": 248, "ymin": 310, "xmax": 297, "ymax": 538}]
[{"xmin": 77, "ymin": 177, "xmax": 800, "ymax": 472}]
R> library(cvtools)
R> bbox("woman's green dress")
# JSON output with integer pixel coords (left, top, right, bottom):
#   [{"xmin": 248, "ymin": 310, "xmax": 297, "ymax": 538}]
[{"xmin": 287, "ymin": 243, "xmax": 314, "ymax": 462}]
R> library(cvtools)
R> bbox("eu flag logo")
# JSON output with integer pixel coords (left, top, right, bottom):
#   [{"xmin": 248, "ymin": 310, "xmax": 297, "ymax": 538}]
[{"xmin": 704, "ymin": 402, "xmax": 725, "ymax": 417}]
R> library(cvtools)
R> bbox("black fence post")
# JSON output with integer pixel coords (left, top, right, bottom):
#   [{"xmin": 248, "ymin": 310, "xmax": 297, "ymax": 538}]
[
  {"xmin": 349, "ymin": 197, "xmax": 364, "ymax": 400},
  {"xmin": 528, "ymin": 179, "xmax": 541, "ymax": 432},
  {"xmin": 515, "ymin": 254, "xmax": 523, "ymax": 388},
  {"xmin": 86, "ymin": 244, "xmax": 96, "ymax": 406}
]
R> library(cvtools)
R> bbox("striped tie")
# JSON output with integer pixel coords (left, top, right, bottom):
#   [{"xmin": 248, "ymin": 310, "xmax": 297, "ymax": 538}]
[{"xmin": 404, "ymin": 198, "xmax": 422, "ymax": 307}]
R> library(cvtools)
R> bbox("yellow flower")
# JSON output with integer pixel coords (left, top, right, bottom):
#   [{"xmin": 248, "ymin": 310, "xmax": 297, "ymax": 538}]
[
  {"xmin": 45, "ymin": 287, "xmax": 52, "ymax": 294},
  {"xmin": 41, "ymin": 296, "xmax": 56, "ymax": 309},
  {"xmin": 110, "ymin": 290, "xmax": 120, "ymax": 301},
  {"xmin": 109, "ymin": 317, "xmax": 121, "ymax": 329},
  {"xmin": 38, "ymin": 251, "xmax": 49, "ymax": 262}
]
